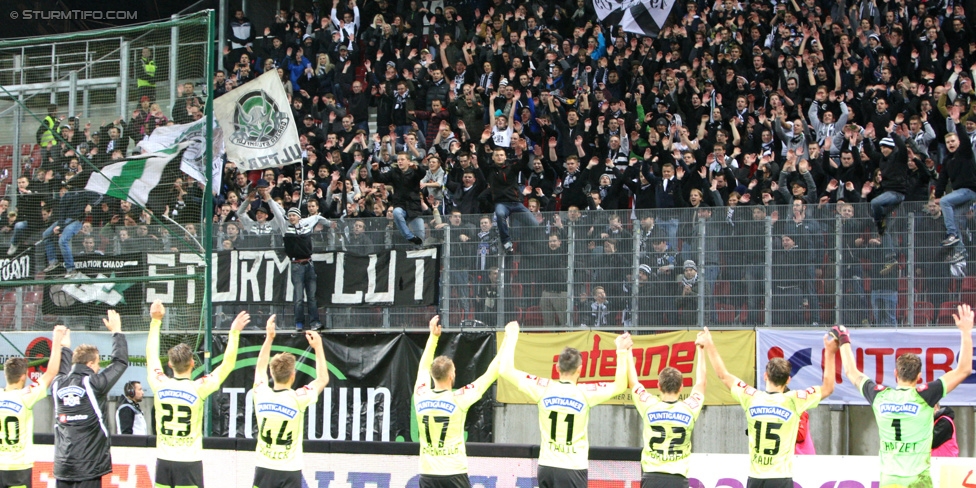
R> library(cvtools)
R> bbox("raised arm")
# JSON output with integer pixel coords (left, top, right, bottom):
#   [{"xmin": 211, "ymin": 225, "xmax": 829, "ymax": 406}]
[
  {"xmin": 210, "ymin": 311, "xmax": 250, "ymax": 384},
  {"xmin": 254, "ymin": 315, "xmax": 277, "ymax": 386},
  {"xmin": 416, "ymin": 315, "xmax": 441, "ymax": 391},
  {"xmin": 692, "ymin": 332, "xmax": 707, "ymax": 397},
  {"xmin": 93, "ymin": 310, "xmax": 129, "ymax": 394},
  {"xmin": 821, "ymin": 333, "xmax": 837, "ymax": 398},
  {"xmin": 831, "ymin": 326, "xmax": 867, "ymax": 386},
  {"xmin": 498, "ymin": 321, "xmax": 544, "ymax": 402},
  {"xmin": 701, "ymin": 327, "xmax": 735, "ymax": 389},
  {"xmin": 304, "ymin": 331, "xmax": 330, "ymax": 395},
  {"xmin": 939, "ymin": 304, "xmax": 974, "ymax": 394},
  {"xmin": 37, "ymin": 326, "xmax": 67, "ymax": 390},
  {"xmin": 584, "ymin": 333, "xmax": 633, "ymax": 405},
  {"xmin": 146, "ymin": 301, "xmax": 165, "ymax": 390}
]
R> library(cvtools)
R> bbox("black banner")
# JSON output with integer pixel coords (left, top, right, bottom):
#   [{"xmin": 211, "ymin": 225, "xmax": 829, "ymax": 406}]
[
  {"xmin": 207, "ymin": 331, "xmax": 496, "ymax": 443},
  {"xmin": 0, "ymin": 254, "xmax": 31, "ymax": 281},
  {"xmin": 147, "ymin": 249, "xmax": 439, "ymax": 307},
  {"xmin": 41, "ymin": 253, "xmax": 145, "ymax": 315}
]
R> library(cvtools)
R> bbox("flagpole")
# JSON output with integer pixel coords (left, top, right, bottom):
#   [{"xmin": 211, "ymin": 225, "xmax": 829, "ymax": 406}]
[{"xmin": 202, "ymin": 8, "xmax": 216, "ymax": 438}]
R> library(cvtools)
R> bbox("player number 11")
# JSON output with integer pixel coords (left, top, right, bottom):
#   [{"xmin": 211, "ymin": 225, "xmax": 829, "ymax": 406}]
[{"xmin": 548, "ymin": 411, "xmax": 575, "ymax": 444}]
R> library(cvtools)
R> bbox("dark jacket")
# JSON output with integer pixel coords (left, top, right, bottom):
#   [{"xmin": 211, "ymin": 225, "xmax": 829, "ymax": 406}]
[
  {"xmin": 863, "ymin": 134, "xmax": 909, "ymax": 194},
  {"xmin": 53, "ymin": 334, "xmax": 128, "ymax": 481},
  {"xmin": 482, "ymin": 152, "xmax": 529, "ymax": 204},
  {"xmin": 373, "ymin": 164, "xmax": 427, "ymax": 219},
  {"xmin": 935, "ymin": 123, "xmax": 976, "ymax": 196}
]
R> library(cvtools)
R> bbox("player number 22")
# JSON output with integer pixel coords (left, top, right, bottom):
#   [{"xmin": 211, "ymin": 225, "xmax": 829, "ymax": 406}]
[
  {"xmin": 160, "ymin": 404, "xmax": 192, "ymax": 437},
  {"xmin": 649, "ymin": 425, "xmax": 687, "ymax": 455},
  {"xmin": 548, "ymin": 411, "xmax": 576, "ymax": 444},
  {"xmin": 422, "ymin": 415, "xmax": 450, "ymax": 448}
]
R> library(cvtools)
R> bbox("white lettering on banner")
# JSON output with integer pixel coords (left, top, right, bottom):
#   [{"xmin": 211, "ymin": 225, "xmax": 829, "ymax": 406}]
[
  {"xmin": 0, "ymin": 255, "xmax": 30, "ymax": 281},
  {"xmin": 146, "ymin": 254, "xmax": 176, "ymax": 302},
  {"xmin": 407, "ymin": 249, "xmax": 437, "ymax": 301},
  {"xmin": 331, "ymin": 253, "xmax": 363, "ymax": 304},
  {"xmin": 147, "ymin": 250, "xmax": 436, "ymax": 305},
  {"xmin": 757, "ymin": 329, "xmax": 976, "ymax": 405},
  {"xmin": 224, "ymin": 387, "xmax": 391, "ymax": 441},
  {"xmin": 238, "ymin": 251, "xmax": 263, "ymax": 302},
  {"xmin": 364, "ymin": 254, "xmax": 394, "ymax": 303},
  {"xmin": 24, "ymin": 448, "xmax": 975, "ymax": 487}
]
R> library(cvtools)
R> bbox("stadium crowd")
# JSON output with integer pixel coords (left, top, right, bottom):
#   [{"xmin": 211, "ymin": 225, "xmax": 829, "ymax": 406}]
[{"xmin": 4, "ymin": 0, "xmax": 976, "ymax": 327}]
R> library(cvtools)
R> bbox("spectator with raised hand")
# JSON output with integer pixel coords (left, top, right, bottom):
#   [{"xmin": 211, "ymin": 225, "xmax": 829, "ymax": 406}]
[{"xmin": 935, "ymin": 104, "xmax": 976, "ymax": 264}]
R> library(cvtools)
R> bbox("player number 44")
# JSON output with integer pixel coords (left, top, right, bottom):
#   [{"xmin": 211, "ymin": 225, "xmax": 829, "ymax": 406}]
[{"xmin": 260, "ymin": 418, "xmax": 293, "ymax": 447}]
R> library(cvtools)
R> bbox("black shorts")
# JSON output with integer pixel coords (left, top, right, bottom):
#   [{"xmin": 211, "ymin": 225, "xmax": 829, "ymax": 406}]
[
  {"xmin": 0, "ymin": 468, "xmax": 31, "ymax": 488},
  {"xmin": 538, "ymin": 465, "xmax": 587, "ymax": 488},
  {"xmin": 55, "ymin": 479, "xmax": 101, "ymax": 488},
  {"xmin": 419, "ymin": 474, "xmax": 471, "ymax": 488},
  {"xmin": 252, "ymin": 467, "xmax": 302, "ymax": 488},
  {"xmin": 156, "ymin": 459, "xmax": 204, "ymax": 488},
  {"xmin": 746, "ymin": 478, "xmax": 794, "ymax": 488},
  {"xmin": 642, "ymin": 472, "xmax": 689, "ymax": 488}
]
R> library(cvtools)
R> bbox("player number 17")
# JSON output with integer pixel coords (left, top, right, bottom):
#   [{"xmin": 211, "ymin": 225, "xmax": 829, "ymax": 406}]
[{"xmin": 422, "ymin": 415, "xmax": 450, "ymax": 448}]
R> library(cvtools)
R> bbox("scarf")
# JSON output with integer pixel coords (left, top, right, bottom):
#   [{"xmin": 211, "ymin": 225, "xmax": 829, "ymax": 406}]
[
  {"xmin": 394, "ymin": 90, "xmax": 410, "ymax": 110},
  {"xmin": 681, "ymin": 273, "xmax": 698, "ymax": 288}
]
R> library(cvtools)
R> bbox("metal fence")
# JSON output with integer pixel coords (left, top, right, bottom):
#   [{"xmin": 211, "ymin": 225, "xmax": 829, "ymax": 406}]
[
  {"xmin": 0, "ymin": 12, "xmax": 214, "ymax": 338},
  {"xmin": 203, "ymin": 198, "xmax": 966, "ymax": 331}
]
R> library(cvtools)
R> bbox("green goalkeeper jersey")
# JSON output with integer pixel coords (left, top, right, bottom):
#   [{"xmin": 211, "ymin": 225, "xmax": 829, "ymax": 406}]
[
  {"xmin": 859, "ymin": 377, "xmax": 943, "ymax": 485},
  {"xmin": 632, "ymin": 386, "xmax": 704, "ymax": 477},
  {"xmin": 731, "ymin": 378, "xmax": 822, "ymax": 480},
  {"xmin": 414, "ymin": 335, "xmax": 500, "ymax": 476}
]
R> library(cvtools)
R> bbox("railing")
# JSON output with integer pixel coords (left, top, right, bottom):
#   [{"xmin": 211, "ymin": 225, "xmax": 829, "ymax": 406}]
[
  {"xmin": 201, "ymin": 199, "xmax": 961, "ymax": 330},
  {"xmin": 0, "ymin": 197, "xmax": 965, "ymax": 331}
]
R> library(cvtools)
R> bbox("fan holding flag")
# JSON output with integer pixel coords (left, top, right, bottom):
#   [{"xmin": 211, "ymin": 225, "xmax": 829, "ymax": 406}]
[{"xmin": 594, "ymin": 0, "xmax": 677, "ymax": 37}]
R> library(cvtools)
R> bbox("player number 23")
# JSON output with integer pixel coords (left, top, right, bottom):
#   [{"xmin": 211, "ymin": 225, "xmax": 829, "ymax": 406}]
[{"xmin": 160, "ymin": 404, "xmax": 192, "ymax": 437}]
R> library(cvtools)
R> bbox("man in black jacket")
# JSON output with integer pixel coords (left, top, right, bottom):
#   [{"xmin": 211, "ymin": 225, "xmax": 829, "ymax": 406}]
[
  {"xmin": 481, "ymin": 143, "xmax": 537, "ymax": 252},
  {"xmin": 862, "ymin": 124, "xmax": 908, "ymax": 264},
  {"xmin": 41, "ymin": 177, "xmax": 98, "ymax": 278},
  {"xmin": 373, "ymin": 152, "xmax": 426, "ymax": 244},
  {"xmin": 53, "ymin": 309, "xmax": 128, "ymax": 487},
  {"xmin": 935, "ymin": 110, "xmax": 976, "ymax": 264}
]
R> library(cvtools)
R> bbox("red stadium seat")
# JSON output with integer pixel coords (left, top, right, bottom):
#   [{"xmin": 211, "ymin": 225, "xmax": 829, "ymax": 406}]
[
  {"xmin": 1, "ymin": 291, "xmax": 15, "ymax": 304},
  {"xmin": 938, "ymin": 301, "xmax": 966, "ymax": 325},
  {"xmin": 24, "ymin": 290, "xmax": 42, "ymax": 304},
  {"xmin": 716, "ymin": 304, "xmax": 737, "ymax": 324},
  {"xmin": 523, "ymin": 306, "xmax": 543, "ymax": 327},
  {"xmin": 962, "ymin": 277, "xmax": 976, "ymax": 292},
  {"xmin": 913, "ymin": 302, "xmax": 935, "ymax": 326},
  {"xmin": 0, "ymin": 145, "xmax": 12, "ymax": 158},
  {"xmin": 0, "ymin": 304, "xmax": 15, "ymax": 329},
  {"xmin": 21, "ymin": 303, "xmax": 37, "ymax": 329}
]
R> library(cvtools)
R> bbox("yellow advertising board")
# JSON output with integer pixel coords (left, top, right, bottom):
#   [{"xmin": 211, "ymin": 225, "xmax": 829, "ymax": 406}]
[{"xmin": 495, "ymin": 330, "xmax": 756, "ymax": 405}]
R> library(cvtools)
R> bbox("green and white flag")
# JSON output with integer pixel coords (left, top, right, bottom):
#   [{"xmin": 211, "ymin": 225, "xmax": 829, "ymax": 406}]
[
  {"xmin": 85, "ymin": 148, "xmax": 180, "ymax": 206},
  {"xmin": 137, "ymin": 119, "xmax": 224, "ymax": 193},
  {"xmin": 214, "ymin": 69, "xmax": 302, "ymax": 171}
]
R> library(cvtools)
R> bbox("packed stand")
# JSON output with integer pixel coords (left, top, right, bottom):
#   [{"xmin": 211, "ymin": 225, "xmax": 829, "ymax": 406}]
[{"xmin": 5, "ymin": 0, "xmax": 976, "ymax": 329}]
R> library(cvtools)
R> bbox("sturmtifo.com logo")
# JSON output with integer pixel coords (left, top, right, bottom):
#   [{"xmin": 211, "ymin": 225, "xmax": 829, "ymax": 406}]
[{"xmin": 231, "ymin": 90, "xmax": 289, "ymax": 149}]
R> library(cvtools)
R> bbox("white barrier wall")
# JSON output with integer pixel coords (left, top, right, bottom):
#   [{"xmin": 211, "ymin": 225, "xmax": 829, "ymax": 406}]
[{"xmin": 27, "ymin": 445, "xmax": 976, "ymax": 488}]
